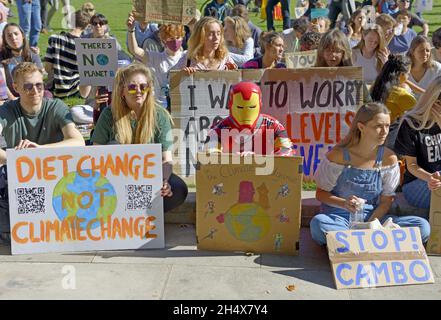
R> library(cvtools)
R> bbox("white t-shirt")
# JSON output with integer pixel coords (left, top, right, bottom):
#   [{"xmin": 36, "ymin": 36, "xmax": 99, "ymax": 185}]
[
  {"xmin": 146, "ymin": 50, "xmax": 186, "ymax": 107},
  {"xmin": 352, "ymin": 48, "xmax": 378, "ymax": 84},
  {"xmin": 228, "ymin": 37, "xmax": 254, "ymax": 67},
  {"xmin": 409, "ymin": 61, "xmax": 441, "ymax": 99}
]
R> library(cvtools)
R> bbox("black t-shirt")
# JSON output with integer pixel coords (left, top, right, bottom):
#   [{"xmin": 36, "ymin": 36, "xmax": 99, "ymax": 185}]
[{"xmin": 394, "ymin": 119, "xmax": 441, "ymax": 185}]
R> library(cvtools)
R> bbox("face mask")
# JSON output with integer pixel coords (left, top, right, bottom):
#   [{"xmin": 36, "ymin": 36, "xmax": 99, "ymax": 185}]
[
  {"xmin": 165, "ymin": 39, "xmax": 182, "ymax": 52},
  {"xmin": 394, "ymin": 23, "xmax": 403, "ymax": 36}
]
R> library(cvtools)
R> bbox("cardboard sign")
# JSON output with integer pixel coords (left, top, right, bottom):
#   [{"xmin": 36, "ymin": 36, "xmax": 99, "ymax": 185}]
[
  {"xmin": 414, "ymin": 0, "xmax": 433, "ymax": 11},
  {"xmin": 428, "ymin": 189, "xmax": 441, "ymax": 254},
  {"xmin": 285, "ymin": 50, "xmax": 317, "ymax": 69},
  {"xmin": 196, "ymin": 154, "xmax": 303, "ymax": 255},
  {"xmin": 363, "ymin": 5, "xmax": 376, "ymax": 28},
  {"xmin": 7, "ymin": 145, "xmax": 164, "ymax": 254},
  {"xmin": 326, "ymin": 228, "xmax": 434, "ymax": 289},
  {"xmin": 74, "ymin": 38, "xmax": 118, "ymax": 88},
  {"xmin": 134, "ymin": 0, "xmax": 196, "ymax": 24},
  {"xmin": 170, "ymin": 67, "xmax": 362, "ymax": 179}
]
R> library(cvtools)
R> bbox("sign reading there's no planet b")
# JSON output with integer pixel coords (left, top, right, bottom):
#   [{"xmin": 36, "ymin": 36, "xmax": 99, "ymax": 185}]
[{"xmin": 74, "ymin": 38, "xmax": 118, "ymax": 88}]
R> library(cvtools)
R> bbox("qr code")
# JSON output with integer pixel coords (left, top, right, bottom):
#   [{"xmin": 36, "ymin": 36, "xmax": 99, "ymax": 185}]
[
  {"xmin": 126, "ymin": 185, "xmax": 153, "ymax": 210},
  {"xmin": 16, "ymin": 187, "xmax": 45, "ymax": 215}
]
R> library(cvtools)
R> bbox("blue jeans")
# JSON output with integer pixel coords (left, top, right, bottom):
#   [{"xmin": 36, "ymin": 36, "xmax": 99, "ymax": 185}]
[
  {"xmin": 402, "ymin": 178, "xmax": 431, "ymax": 211},
  {"xmin": 266, "ymin": 0, "xmax": 291, "ymax": 31},
  {"xmin": 16, "ymin": 0, "xmax": 42, "ymax": 47},
  {"xmin": 310, "ymin": 213, "xmax": 431, "ymax": 245}
]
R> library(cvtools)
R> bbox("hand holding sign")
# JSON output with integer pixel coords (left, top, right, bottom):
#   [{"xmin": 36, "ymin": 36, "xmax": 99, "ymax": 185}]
[
  {"xmin": 127, "ymin": 12, "xmax": 136, "ymax": 31},
  {"xmin": 15, "ymin": 139, "xmax": 40, "ymax": 150},
  {"xmin": 428, "ymin": 171, "xmax": 441, "ymax": 191}
]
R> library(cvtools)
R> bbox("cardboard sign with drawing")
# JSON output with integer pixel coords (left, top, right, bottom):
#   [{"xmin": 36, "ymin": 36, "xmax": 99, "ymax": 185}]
[{"xmin": 196, "ymin": 154, "xmax": 303, "ymax": 255}]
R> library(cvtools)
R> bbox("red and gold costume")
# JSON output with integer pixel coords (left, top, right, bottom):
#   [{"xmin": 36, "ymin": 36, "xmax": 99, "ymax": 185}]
[{"xmin": 207, "ymin": 82, "xmax": 294, "ymax": 156}]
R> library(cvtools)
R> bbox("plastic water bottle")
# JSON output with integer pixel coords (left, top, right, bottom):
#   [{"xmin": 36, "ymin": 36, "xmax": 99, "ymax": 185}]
[{"xmin": 349, "ymin": 198, "xmax": 366, "ymax": 229}]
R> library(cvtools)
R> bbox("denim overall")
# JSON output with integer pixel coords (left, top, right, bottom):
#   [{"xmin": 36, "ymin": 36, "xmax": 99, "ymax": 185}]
[{"xmin": 310, "ymin": 145, "xmax": 431, "ymax": 245}]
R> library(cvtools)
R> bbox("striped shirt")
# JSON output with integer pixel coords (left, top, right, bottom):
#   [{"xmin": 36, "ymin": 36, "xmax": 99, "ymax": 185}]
[{"xmin": 45, "ymin": 32, "xmax": 80, "ymax": 98}]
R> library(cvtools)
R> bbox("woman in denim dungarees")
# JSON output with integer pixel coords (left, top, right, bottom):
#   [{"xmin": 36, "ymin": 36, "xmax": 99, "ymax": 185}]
[{"xmin": 310, "ymin": 103, "xmax": 430, "ymax": 246}]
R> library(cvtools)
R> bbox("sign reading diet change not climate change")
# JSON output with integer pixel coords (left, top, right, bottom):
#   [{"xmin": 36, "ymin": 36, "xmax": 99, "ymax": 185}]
[
  {"xmin": 7, "ymin": 145, "xmax": 164, "ymax": 255},
  {"xmin": 74, "ymin": 38, "xmax": 118, "ymax": 88}
]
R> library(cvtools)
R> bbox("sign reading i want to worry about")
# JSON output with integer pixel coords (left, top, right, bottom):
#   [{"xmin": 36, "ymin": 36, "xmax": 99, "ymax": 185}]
[
  {"xmin": 326, "ymin": 228, "xmax": 434, "ymax": 289},
  {"xmin": 169, "ymin": 67, "xmax": 362, "ymax": 179},
  {"xmin": 428, "ymin": 189, "xmax": 441, "ymax": 255},
  {"xmin": 7, "ymin": 145, "xmax": 164, "ymax": 255},
  {"xmin": 74, "ymin": 38, "xmax": 118, "ymax": 88},
  {"xmin": 132, "ymin": 0, "xmax": 196, "ymax": 24},
  {"xmin": 196, "ymin": 153, "xmax": 303, "ymax": 255},
  {"xmin": 285, "ymin": 50, "xmax": 317, "ymax": 69}
]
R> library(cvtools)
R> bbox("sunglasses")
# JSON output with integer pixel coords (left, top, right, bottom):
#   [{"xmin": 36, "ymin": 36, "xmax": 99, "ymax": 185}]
[
  {"xmin": 84, "ymin": 8, "xmax": 95, "ymax": 12},
  {"xmin": 23, "ymin": 82, "xmax": 44, "ymax": 93},
  {"xmin": 92, "ymin": 20, "xmax": 107, "ymax": 26},
  {"xmin": 127, "ymin": 83, "xmax": 149, "ymax": 94}
]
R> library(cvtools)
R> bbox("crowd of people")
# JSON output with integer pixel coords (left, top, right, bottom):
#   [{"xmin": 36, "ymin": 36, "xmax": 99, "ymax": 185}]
[{"xmin": 0, "ymin": 0, "xmax": 440, "ymax": 248}]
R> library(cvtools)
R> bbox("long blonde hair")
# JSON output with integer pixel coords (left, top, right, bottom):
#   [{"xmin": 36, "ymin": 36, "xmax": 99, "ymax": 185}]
[
  {"xmin": 354, "ymin": 24, "xmax": 386, "ymax": 72},
  {"xmin": 187, "ymin": 16, "xmax": 228, "ymax": 62},
  {"xmin": 224, "ymin": 16, "xmax": 251, "ymax": 49},
  {"xmin": 402, "ymin": 76, "xmax": 441, "ymax": 130},
  {"xmin": 112, "ymin": 64, "xmax": 161, "ymax": 144},
  {"xmin": 315, "ymin": 29, "xmax": 353, "ymax": 67},
  {"xmin": 407, "ymin": 35, "xmax": 435, "ymax": 70},
  {"xmin": 338, "ymin": 102, "xmax": 390, "ymax": 148}
]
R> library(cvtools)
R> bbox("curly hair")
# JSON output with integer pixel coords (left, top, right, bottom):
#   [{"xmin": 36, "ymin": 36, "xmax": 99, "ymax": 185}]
[
  {"xmin": 158, "ymin": 24, "xmax": 186, "ymax": 42},
  {"xmin": 370, "ymin": 54, "xmax": 411, "ymax": 103}
]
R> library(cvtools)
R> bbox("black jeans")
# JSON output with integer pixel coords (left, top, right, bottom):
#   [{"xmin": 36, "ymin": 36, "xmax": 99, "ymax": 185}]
[
  {"xmin": 266, "ymin": 0, "xmax": 291, "ymax": 31},
  {"xmin": 164, "ymin": 173, "xmax": 188, "ymax": 213},
  {"xmin": 328, "ymin": 0, "xmax": 353, "ymax": 29}
]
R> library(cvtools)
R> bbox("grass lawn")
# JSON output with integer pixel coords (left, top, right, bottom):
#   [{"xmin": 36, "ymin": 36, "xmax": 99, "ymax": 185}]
[{"xmin": 6, "ymin": 0, "xmax": 441, "ymax": 57}]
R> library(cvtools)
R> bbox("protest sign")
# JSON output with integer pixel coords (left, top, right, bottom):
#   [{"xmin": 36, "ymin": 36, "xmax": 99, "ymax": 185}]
[
  {"xmin": 7, "ymin": 145, "xmax": 164, "ymax": 255},
  {"xmin": 414, "ymin": 0, "xmax": 433, "ymax": 11},
  {"xmin": 133, "ymin": 0, "xmax": 196, "ymax": 24},
  {"xmin": 196, "ymin": 154, "xmax": 302, "ymax": 255},
  {"xmin": 74, "ymin": 38, "xmax": 118, "ymax": 88},
  {"xmin": 326, "ymin": 228, "xmax": 434, "ymax": 289},
  {"xmin": 285, "ymin": 50, "xmax": 317, "ymax": 69},
  {"xmin": 170, "ymin": 67, "xmax": 362, "ymax": 179},
  {"xmin": 428, "ymin": 189, "xmax": 441, "ymax": 255}
]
